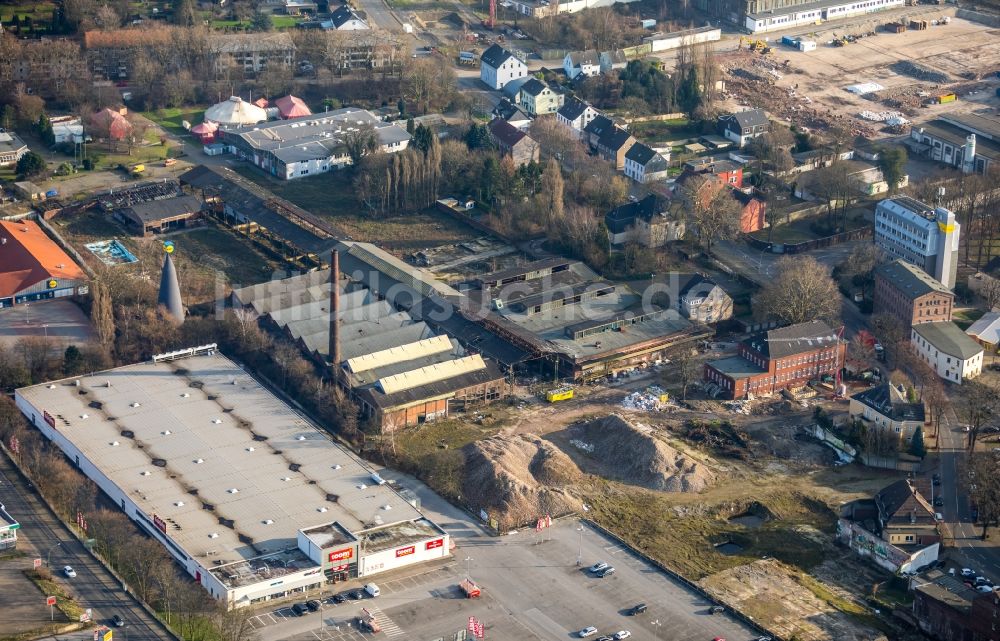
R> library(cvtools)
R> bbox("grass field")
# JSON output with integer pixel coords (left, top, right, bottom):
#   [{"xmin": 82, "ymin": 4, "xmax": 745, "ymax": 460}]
[
  {"xmin": 751, "ymin": 211, "xmax": 870, "ymax": 244},
  {"xmin": 169, "ymin": 227, "xmax": 279, "ymax": 287},
  {"xmin": 231, "ymin": 165, "xmax": 481, "ymax": 253},
  {"xmin": 629, "ymin": 118, "xmax": 702, "ymax": 142},
  {"xmin": 142, "ymin": 107, "xmax": 205, "ymax": 137},
  {"xmin": 1, "ymin": 1, "xmax": 56, "ymax": 35}
]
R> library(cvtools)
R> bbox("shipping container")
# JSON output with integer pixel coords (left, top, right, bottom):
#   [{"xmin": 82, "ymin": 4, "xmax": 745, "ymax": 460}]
[
  {"xmin": 937, "ymin": 92, "xmax": 957, "ymax": 104},
  {"xmin": 798, "ymin": 40, "xmax": 816, "ymax": 51},
  {"xmin": 545, "ymin": 387, "xmax": 574, "ymax": 402}
]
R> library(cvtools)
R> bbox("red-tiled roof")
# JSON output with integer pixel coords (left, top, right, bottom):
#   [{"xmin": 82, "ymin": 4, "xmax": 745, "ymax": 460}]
[{"xmin": 0, "ymin": 220, "xmax": 86, "ymax": 299}]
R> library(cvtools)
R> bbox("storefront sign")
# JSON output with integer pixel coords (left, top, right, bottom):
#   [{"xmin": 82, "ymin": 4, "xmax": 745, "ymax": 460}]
[
  {"xmin": 395, "ymin": 545, "xmax": 415, "ymax": 558},
  {"xmin": 152, "ymin": 514, "xmax": 167, "ymax": 534},
  {"xmin": 43, "ymin": 411, "xmax": 55, "ymax": 428},
  {"xmin": 328, "ymin": 547, "xmax": 353, "ymax": 563},
  {"xmin": 425, "ymin": 538, "xmax": 444, "ymax": 551}
]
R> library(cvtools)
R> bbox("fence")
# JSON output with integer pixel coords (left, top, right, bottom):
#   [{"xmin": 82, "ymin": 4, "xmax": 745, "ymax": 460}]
[
  {"xmin": 582, "ymin": 519, "xmax": 784, "ymax": 640},
  {"xmin": 859, "ymin": 452, "xmax": 922, "ymax": 472},
  {"xmin": 746, "ymin": 226, "xmax": 872, "ymax": 255}
]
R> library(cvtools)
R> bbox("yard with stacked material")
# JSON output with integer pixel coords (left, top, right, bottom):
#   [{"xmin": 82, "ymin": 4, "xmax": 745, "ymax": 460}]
[{"xmin": 392, "ymin": 378, "xmax": 900, "ymax": 640}]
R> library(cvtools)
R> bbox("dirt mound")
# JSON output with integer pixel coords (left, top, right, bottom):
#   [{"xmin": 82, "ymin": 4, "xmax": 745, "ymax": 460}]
[
  {"xmin": 462, "ymin": 434, "xmax": 582, "ymax": 529},
  {"xmin": 576, "ymin": 415, "xmax": 714, "ymax": 492}
]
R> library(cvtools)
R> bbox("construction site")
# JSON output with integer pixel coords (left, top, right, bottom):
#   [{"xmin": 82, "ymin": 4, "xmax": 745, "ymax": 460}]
[{"xmin": 719, "ymin": 8, "xmax": 1000, "ymax": 139}]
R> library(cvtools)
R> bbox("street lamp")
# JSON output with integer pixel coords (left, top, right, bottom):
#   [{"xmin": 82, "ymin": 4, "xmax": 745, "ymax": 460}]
[
  {"xmin": 464, "ymin": 556, "xmax": 473, "ymax": 582},
  {"xmin": 650, "ymin": 619, "xmax": 662, "ymax": 640},
  {"xmin": 576, "ymin": 526, "xmax": 585, "ymax": 566},
  {"xmin": 46, "ymin": 541, "xmax": 62, "ymax": 567}
]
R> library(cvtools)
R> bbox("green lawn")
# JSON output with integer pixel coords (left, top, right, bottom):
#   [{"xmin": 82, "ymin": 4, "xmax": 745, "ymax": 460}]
[
  {"xmin": 752, "ymin": 212, "xmax": 870, "ymax": 244},
  {"xmin": 1, "ymin": 1, "xmax": 57, "ymax": 35},
  {"xmin": 629, "ymin": 118, "xmax": 701, "ymax": 142},
  {"xmin": 954, "ymin": 308, "xmax": 986, "ymax": 330},
  {"xmin": 143, "ymin": 107, "xmax": 205, "ymax": 137}
]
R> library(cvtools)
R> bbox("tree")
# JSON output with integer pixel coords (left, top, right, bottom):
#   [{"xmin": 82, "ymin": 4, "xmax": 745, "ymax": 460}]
[
  {"xmin": 172, "ymin": 0, "xmax": 196, "ymax": 26},
  {"xmin": 961, "ymin": 380, "xmax": 1000, "ymax": 450},
  {"xmin": 62, "ymin": 345, "xmax": 85, "ymax": 376},
  {"xmin": 344, "ymin": 124, "xmax": 380, "ymax": 166},
  {"xmin": 755, "ymin": 255, "xmax": 840, "ymax": 325},
  {"xmin": 411, "ymin": 123, "xmax": 434, "ymax": 154},
  {"xmin": 398, "ymin": 98, "xmax": 407, "ymax": 118},
  {"xmin": 871, "ymin": 313, "xmax": 905, "ymax": 366},
  {"xmin": 979, "ymin": 275, "xmax": 1000, "ymax": 311},
  {"xmin": 803, "ymin": 161, "xmax": 853, "ymax": 232},
  {"xmin": 16, "ymin": 152, "xmax": 46, "ymax": 179},
  {"xmin": 212, "ymin": 604, "xmax": 261, "ymax": 641},
  {"xmin": 909, "ymin": 425, "xmax": 926, "ymax": 458},
  {"xmin": 0, "ymin": 105, "xmax": 14, "ymax": 131},
  {"xmin": 250, "ymin": 10, "xmax": 273, "ymax": 31},
  {"xmin": 90, "ymin": 281, "xmax": 116, "ymax": 347},
  {"xmin": 877, "ymin": 146, "xmax": 908, "ymax": 194},
  {"xmin": 838, "ymin": 243, "xmax": 881, "ymax": 301},
  {"xmin": 538, "ymin": 158, "xmax": 564, "ymax": 226},
  {"xmin": 969, "ymin": 452, "xmax": 1000, "ymax": 539},
  {"xmin": 665, "ymin": 348, "xmax": 699, "ymax": 401},
  {"xmin": 688, "ymin": 184, "xmax": 742, "ymax": 253},
  {"xmin": 37, "ymin": 112, "xmax": 54, "ymax": 146}
]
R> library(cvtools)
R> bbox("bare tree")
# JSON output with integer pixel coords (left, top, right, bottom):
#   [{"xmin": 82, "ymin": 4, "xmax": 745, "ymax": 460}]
[
  {"xmin": 664, "ymin": 348, "xmax": 700, "ymax": 401},
  {"xmin": 969, "ymin": 452, "xmax": 1000, "ymax": 539},
  {"xmin": 212, "ymin": 604, "xmax": 261, "ymax": 641},
  {"xmin": 754, "ymin": 255, "xmax": 841, "ymax": 325},
  {"xmin": 344, "ymin": 124, "xmax": 380, "ymax": 167},
  {"xmin": 871, "ymin": 313, "xmax": 905, "ymax": 366},
  {"xmin": 961, "ymin": 380, "xmax": 1000, "ymax": 450},
  {"xmin": 979, "ymin": 275, "xmax": 1000, "ymax": 311},
  {"xmin": 678, "ymin": 175, "xmax": 741, "ymax": 253}
]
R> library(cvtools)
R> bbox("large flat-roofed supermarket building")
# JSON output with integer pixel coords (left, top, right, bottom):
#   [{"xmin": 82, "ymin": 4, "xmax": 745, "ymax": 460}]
[{"xmin": 14, "ymin": 347, "xmax": 448, "ymax": 609}]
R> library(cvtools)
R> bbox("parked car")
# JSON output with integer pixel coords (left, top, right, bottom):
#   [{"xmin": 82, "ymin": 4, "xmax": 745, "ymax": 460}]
[
  {"xmin": 291, "ymin": 603, "xmax": 309, "ymax": 616},
  {"xmin": 595, "ymin": 637, "xmax": 613, "ymax": 641},
  {"xmin": 935, "ymin": 512, "xmax": 943, "ymax": 521},
  {"xmin": 961, "ymin": 568, "xmax": 976, "ymax": 577},
  {"xmin": 627, "ymin": 603, "xmax": 647, "ymax": 616},
  {"xmin": 111, "ymin": 615, "xmax": 125, "ymax": 627},
  {"xmin": 63, "ymin": 566, "xmax": 76, "ymax": 578},
  {"xmin": 349, "ymin": 590, "xmax": 365, "ymax": 600},
  {"xmin": 934, "ymin": 496, "xmax": 944, "ymax": 507},
  {"xmin": 588, "ymin": 562, "xmax": 609, "ymax": 573},
  {"xmin": 709, "ymin": 605, "xmax": 725, "ymax": 614},
  {"xmin": 977, "ymin": 585, "xmax": 995, "ymax": 593},
  {"xmin": 613, "ymin": 631, "xmax": 631, "ymax": 640},
  {"xmin": 306, "ymin": 600, "xmax": 321, "ymax": 612},
  {"xmin": 364, "ymin": 583, "xmax": 380, "ymax": 597},
  {"xmin": 596, "ymin": 566, "xmax": 615, "ymax": 578},
  {"xmin": 578, "ymin": 627, "xmax": 598, "ymax": 638}
]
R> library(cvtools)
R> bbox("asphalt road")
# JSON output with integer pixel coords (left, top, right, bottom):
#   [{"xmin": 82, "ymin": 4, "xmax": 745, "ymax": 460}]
[
  {"xmin": 935, "ymin": 406, "xmax": 1000, "ymax": 581},
  {"xmin": 0, "ymin": 451, "xmax": 174, "ymax": 641},
  {"xmin": 353, "ymin": 0, "xmax": 402, "ymax": 31}
]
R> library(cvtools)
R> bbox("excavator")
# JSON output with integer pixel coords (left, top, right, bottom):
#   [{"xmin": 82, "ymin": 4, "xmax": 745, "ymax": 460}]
[{"xmin": 738, "ymin": 36, "xmax": 771, "ymax": 54}]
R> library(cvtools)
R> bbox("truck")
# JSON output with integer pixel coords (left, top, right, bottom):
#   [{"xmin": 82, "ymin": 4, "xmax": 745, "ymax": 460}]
[
  {"xmin": 545, "ymin": 387, "xmax": 574, "ymax": 403},
  {"xmin": 459, "ymin": 579, "xmax": 481, "ymax": 598},
  {"xmin": 357, "ymin": 608, "xmax": 381, "ymax": 633}
]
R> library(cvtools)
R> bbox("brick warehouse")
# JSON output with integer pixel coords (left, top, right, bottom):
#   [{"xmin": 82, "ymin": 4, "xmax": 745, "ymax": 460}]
[
  {"xmin": 873, "ymin": 259, "xmax": 954, "ymax": 332},
  {"xmin": 704, "ymin": 320, "xmax": 846, "ymax": 399}
]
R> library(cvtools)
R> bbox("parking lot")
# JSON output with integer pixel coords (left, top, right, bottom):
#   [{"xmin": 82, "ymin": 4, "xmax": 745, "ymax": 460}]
[{"xmin": 253, "ymin": 471, "xmax": 761, "ymax": 641}]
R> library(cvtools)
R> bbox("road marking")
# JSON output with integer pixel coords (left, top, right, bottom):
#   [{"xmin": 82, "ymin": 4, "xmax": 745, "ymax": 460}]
[{"xmin": 365, "ymin": 605, "xmax": 404, "ymax": 638}]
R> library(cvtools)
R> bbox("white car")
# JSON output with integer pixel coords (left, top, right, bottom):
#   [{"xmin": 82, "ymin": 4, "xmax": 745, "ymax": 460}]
[
  {"xmin": 961, "ymin": 568, "xmax": 976, "ymax": 577},
  {"xmin": 934, "ymin": 512, "xmax": 943, "ymax": 521},
  {"xmin": 977, "ymin": 585, "xmax": 995, "ymax": 593},
  {"xmin": 613, "ymin": 632, "xmax": 631, "ymax": 640},
  {"xmin": 578, "ymin": 627, "xmax": 598, "ymax": 638},
  {"xmin": 364, "ymin": 583, "xmax": 380, "ymax": 597},
  {"xmin": 588, "ymin": 562, "xmax": 609, "ymax": 573},
  {"xmin": 63, "ymin": 566, "xmax": 76, "ymax": 578}
]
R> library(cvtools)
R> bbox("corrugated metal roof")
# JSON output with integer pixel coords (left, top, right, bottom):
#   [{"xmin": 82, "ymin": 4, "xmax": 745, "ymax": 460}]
[
  {"xmin": 376, "ymin": 354, "xmax": 486, "ymax": 395},
  {"xmin": 346, "ymin": 335, "xmax": 452, "ymax": 374}
]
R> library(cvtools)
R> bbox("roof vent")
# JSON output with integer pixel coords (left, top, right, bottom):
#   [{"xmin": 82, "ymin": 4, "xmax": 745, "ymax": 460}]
[
  {"xmin": 195, "ymin": 458, "xmax": 204, "ymax": 464},
  {"xmin": 181, "ymin": 393, "xmax": 190, "ymax": 398},
  {"xmin": 317, "ymin": 507, "xmax": 328, "ymax": 513},
  {"xmin": 246, "ymin": 447, "xmax": 255, "ymax": 452},
  {"xmin": 357, "ymin": 483, "xmax": 367, "ymax": 490},
  {"xmin": 80, "ymin": 413, "xmax": 89, "ymax": 419},
  {"xmin": 175, "ymin": 501, "xmax": 185, "ymax": 507},
  {"xmin": 227, "ymin": 488, "xmax": 239, "ymax": 494},
  {"xmin": 296, "ymin": 435, "xmax": 306, "ymax": 441},
  {"xmin": 332, "ymin": 464, "xmax": 342, "ymax": 470},
  {"xmin": 212, "ymin": 418, "xmax": 222, "ymax": 424},
  {"xmin": 47, "ymin": 384, "xmax": 56, "ymax": 389},
  {"xmin": 162, "ymin": 430, "xmax": 171, "ymax": 435},
  {"xmin": 131, "ymin": 402, "xmax": 141, "ymax": 407},
  {"xmin": 382, "ymin": 504, "xmax": 392, "ymax": 511},
  {"xmin": 262, "ymin": 519, "xmax": 274, "ymax": 525},
  {"xmin": 141, "ymin": 471, "xmax": 150, "ymax": 476},
  {"xmin": 281, "ymin": 476, "xmax": 291, "ymax": 481},
  {"xmin": 111, "ymin": 441, "xmax": 119, "ymax": 446},
  {"xmin": 209, "ymin": 533, "xmax": 219, "ymax": 539}
]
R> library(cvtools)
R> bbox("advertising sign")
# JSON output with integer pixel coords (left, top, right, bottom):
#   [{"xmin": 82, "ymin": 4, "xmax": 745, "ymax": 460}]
[
  {"xmin": 46, "ymin": 596, "xmax": 57, "ymax": 606},
  {"xmin": 152, "ymin": 514, "xmax": 167, "ymax": 534},
  {"xmin": 43, "ymin": 411, "xmax": 55, "ymax": 428},
  {"xmin": 328, "ymin": 547, "xmax": 353, "ymax": 563},
  {"xmin": 103, "ymin": 629, "xmax": 113, "ymax": 641},
  {"xmin": 395, "ymin": 545, "xmax": 415, "ymax": 558},
  {"xmin": 425, "ymin": 538, "xmax": 444, "ymax": 551},
  {"xmin": 33, "ymin": 558, "xmax": 42, "ymax": 569}
]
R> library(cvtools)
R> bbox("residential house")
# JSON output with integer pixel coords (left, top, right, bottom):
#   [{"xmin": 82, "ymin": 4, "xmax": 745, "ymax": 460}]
[
  {"xmin": 583, "ymin": 114, "xmax": 615, "ymax": 150},
  {"xmin": 328, "ymin": 3, "xmax": 369, "ymax": 29},
  {"xmin": 704, "ymin": 320, "xmax": 845, "ymax": 399},
  {"xmin": 873, "ymin": 259, "xmax": 954, "ymax": 331},
  {"xmin": 730, "ymin": 189, "xmax": 766, "ymax": 234},
  {"xmin": 480, "ymin": 44, "xmax": 528, "ymax": 90},
  {"xmin": 966, "ymin": 311, "xmax": 1000, "ymax": 353},
  {"xmin": 674, "ymin": 274, "xmax": 733, "ymax": 324},
  {"xmin": 838, "ymin": 479, "xmax": 940, "ymax": 574},
  {"xmin": 623, "ymin": 143, "xmax": 669, "ymax": 184},
  {"xmin": 849, "ymin": 383, "xmax": 926, "ymax": 442},
  {"xmin": 604, "ymin": 195, "xmax": 684, "ymax": 247},
  {"xmin": 488, "ymin": 119, "xmax": 539, "ymax": 166},
  {"xmin": 913, "ymin": 570, "xmax": 1000, "ymax": 641},
  {"xmin": 718, "ymin": 108, "xmax": 769, "ymax": 147},
  {"xmin": 517, "ymin": 78, "xmax": 564, "ymax": 116},
  {"xmin": 500, "ymin": 76, "xmax": 531, "ymax": 103},
  {"xmin": 493, "ymin": 99, "xmax": 533, "ymax": 131},
  {"xmin": 599, "ymin": 49, "xmax": 627, "ymax": 74},
  {"xmin": 556, "ymin": 98, "xmax": 598, "ymax": 139},
  {"xmin": 596, "ymin": 127, "xmax": 636, "ymax": 171},
  {"xmin": 0, "ymin": 131, "xmax": 28, "ymax": 167},
  {"xmin": 911, "ymin": 321, "xmax": 984, "ymax": 383},
  {"xmin": 681, "ymin": 157, "xmax": 744, "ymax": 188},
  {"xmin": 563, "ymin": 50, "xmax": 600, "ymax": 80}
]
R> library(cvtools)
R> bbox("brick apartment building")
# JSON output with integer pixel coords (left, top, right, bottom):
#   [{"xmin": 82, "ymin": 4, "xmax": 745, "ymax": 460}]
[
  {"xmin": 704, "ymin": 320, "xmax": 845, "ymax": 399},
  {"xmin": 913, "ymin": 569, "xmax": 1000, "ymax": 641},
  {"xmin": 874, "ymin": 259, "xmax": 954, "ymax": 331}
]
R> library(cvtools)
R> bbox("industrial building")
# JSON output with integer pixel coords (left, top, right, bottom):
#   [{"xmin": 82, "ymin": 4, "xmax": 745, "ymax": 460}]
[
  {"xmin": 14, "ymin": 348, "xmax": 449, "ymax": 608},
  {"xmin": 742, "ymin": 0, "xmax": 904, "ymax": 32},
  {"xmin": 230, "ymin": 243, "xmax": 508, "ymax": 430},
  {"xmin": 874, "ymin": 196, "xmax": 960, "ymax": 289},
  {"xmin": 0, "ymin": 219, "xmax": 88, "ymax": 309},
  {"xmin": 218, "ymin": 109, "xmax": 411, "ymax": 180},
  {"xmin": 464, "ymin": 258, "xmax": 709, "ymax": 380},
  {"xmin": 907, "ymin": 113, "xmax": 1000, "ymax": 174},
  {"xmin": 0, "ymin": 130, "xmax": 29, "ymax": 167}
]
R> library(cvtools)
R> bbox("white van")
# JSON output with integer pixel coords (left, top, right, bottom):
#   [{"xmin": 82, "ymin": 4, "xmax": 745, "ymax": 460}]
[{"xmin": 364, "ymin": 583, "xmax": 380, "ymax": 597}]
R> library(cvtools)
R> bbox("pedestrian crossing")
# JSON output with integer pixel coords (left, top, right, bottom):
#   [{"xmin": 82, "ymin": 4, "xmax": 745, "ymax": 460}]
[{"xmin": 366, "ymin": 605, "xmax": 404, "ymax": 638}]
